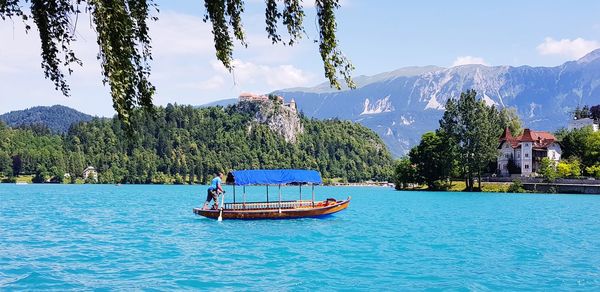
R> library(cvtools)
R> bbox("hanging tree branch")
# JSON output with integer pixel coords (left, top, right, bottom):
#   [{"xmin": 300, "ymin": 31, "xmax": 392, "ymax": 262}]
[
  {"xmin": 264, "ymin": 0, "xmax": 281, "ymax": 44},
  {"xmin": 282, "ymin": 0, "xmax": 304, "ymax": 46},
  {"xmin": 0, "ymin": 0, "xmax": 354, "ymax": 127},
  {"xmin": 203, "ymin": 0, "xmax": 246, "ymax": 71},
  {"xmin": 0, "ymin": 0, "xmax": 25, "ymax": 20},
  {"xmin": 315, "ymin": 0, "xmax": 354, "ymax": 90},
  {"xmin": 87, "ymin": 0, "xmax": 156, "ymax": 126},
  {"xmin": 30, "ymin": 0, "xmax": 80, "ymax": 96}
]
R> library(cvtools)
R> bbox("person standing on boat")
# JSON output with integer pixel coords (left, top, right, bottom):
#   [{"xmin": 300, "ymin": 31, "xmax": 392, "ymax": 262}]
[{"xmin": 203, "ymin": 171, "xmax": 224, "ymax": 210}]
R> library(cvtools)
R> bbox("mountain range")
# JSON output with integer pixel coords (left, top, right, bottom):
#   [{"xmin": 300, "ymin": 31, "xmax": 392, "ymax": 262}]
[
  {"xmin": 4, "ymin": 50, "xmax": 600, "ymax": 157},
  {"xmin": 271, "ymin": 49, "xmax": 600, "ymax": 156}
]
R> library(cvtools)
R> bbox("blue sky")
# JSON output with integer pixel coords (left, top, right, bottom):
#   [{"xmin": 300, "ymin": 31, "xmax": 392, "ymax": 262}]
[{"xmin": 2, "ymin": 0, "xmax": 600, "ymax": 116}]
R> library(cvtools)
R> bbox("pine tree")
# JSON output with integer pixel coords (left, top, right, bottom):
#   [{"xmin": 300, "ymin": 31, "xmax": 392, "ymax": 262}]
[{"xmin": 439, "ymin": 90, "xmax": 503, "ymax": 191}]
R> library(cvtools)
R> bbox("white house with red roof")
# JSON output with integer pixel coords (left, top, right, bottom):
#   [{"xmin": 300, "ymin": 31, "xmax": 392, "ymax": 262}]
[{"xmin": 497, "ymin": 128, "xmax": 562, "ymax": 176}]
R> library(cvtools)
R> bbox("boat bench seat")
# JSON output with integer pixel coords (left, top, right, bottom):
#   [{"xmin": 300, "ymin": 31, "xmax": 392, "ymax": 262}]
[{"xmin": 225, "ymin": 200, "xmax": 315, "ymax": 210}]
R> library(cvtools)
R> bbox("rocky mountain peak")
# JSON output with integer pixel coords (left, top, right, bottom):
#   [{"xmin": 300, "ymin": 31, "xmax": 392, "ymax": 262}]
[
  {"xmin": 577, "ymin": 48, "xmax": 600, "ymax": 64},
  {"xmin": 275, "ymin": 53, "xmax": 600, "ymax": 157}
]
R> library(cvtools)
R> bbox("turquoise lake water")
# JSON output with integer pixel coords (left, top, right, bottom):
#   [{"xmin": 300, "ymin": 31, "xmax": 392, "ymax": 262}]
[{"xmin": 1, "ymin": 184, "xmax": 600, "ymax": 290}]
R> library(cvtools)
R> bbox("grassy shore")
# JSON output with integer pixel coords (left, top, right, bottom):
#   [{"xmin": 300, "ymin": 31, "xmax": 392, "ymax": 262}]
[
  {"xmin": 0, "ymin": 175, "xmax": 35, "ymax": 183},
  {"xmin": 448, "ymin": 181, "xmax": 511, "ymax": 192},
  {"xmin": 15, "ymin": 175, "xmax": 34, "ymax": 183},
  {"xmin": 1, "ymin": 175, "xmax": 87, "ymax": 184},
  {"xmin": 399, "ymin": 181, "xmax": 512, "ymax": 193}
]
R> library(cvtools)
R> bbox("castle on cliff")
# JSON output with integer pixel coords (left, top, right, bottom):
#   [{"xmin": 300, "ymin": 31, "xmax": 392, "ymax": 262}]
[{"xmin": 238, "ymin": 92, "xmax": 297, "ymax": 112}]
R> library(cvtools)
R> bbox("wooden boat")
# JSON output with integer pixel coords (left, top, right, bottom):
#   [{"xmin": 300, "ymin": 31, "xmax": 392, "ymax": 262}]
[
  {"xmin": 193, "ymin": 169, "xmax": 351, "ymax": 220},
  {"xmin": 193, "ymin": 197, "xmax": 350, "ymax": 220}
]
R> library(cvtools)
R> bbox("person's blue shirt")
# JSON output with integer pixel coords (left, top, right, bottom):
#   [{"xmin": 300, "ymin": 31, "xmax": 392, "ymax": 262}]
[{"xmin": 208, "ymin": 176, "xmax": 222, "ymax": 191}]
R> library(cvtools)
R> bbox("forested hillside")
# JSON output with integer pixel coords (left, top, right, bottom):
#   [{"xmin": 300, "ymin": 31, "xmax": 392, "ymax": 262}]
[
  {"xmin": 0, "ymin": 105, "xmax": 94, "ymax": 133},
  {"xmin": 0, "ymin": 123, "xmax": 66, "ymax": 182},
  {"xmin": 0, "ymin": 103, "xmax": 393, "ymax": 183}
]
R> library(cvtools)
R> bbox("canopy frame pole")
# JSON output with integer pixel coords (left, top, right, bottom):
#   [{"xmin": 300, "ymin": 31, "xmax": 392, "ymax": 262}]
[
  {"xmin": 299, "ymin": 184, "xmax": 302, "ymax": 204},
  {"xmin": 267, "ymin": 185, "xmax": 269, "ymax": 203},
  {"xmin": 243, "ymin": 186, "xmax": 246, "ymax": 210},
  {"xmin": 233, "ymin": 185, "xmax": 236, "ymax": 205},
  {"xmin": 312, "ymin": 184, "xmax": 315, "ymax": 207},
  {"xmin": 278, "ymin": 184, "xmax": 282, "ymax": 213}
]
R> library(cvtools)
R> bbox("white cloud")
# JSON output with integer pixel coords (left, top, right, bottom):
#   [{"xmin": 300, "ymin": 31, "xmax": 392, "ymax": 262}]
[
  {"xmin": 210, "ymin": 59, "xmax": 314, "ymax": 89},
  {"xmin": 536, "ymin": 37, "xmax": 600, "ymax": 59},
  {"xmin": 0, "ymin": 21, "xmax": 56, "ymax": 74},
  {"xmin": 0, "ymin": 12, "xmax": 112, "ymax": 115},
  {"xmin": 197, "ymin": 76, "xmax": 226, "ymax": 90},
  {"xmin": 150, "ymin": 12, "xmax": 214, "ymax": 57},
  {"xmin": 451, "ymin": 56, "xmax": 488, "ymax": 67}
]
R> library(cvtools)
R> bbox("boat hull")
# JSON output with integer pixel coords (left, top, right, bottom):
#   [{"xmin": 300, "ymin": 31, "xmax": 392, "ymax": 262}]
[{"xmin": 193, "ymin": 197, "xmax": 350, "ymax": 220}]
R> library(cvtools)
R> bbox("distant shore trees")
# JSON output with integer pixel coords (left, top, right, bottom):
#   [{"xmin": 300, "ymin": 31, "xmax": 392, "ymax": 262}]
[
  {"xmin": 393, "ymin": 157, "xmax": 417, "ymax": 190},
  {"xmin": 554, "ymin": 127, "xmax": 600, "ymax": 179},
  {"xmin": 407, "ymin": 132, "xmax": 453, "ymax": 190},
  {"xmin": 0, "ymin": 104, "xmax": 393, "ymax": 184},
  {"xmin": 572, "ymin": 104, "xmax": 600, "ymax": 121},
  {"xmin": 395, "ymin": 96, "xmax": 600, "ymax": 190},
  {"xmin": 394, "ymin": 90, "xmax": 522, "ymax": 192}
]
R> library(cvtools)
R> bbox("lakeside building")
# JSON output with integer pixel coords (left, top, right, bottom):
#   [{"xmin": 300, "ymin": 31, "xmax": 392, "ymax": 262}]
[
  {"xmin": 567, "ymin": 117, "xmax": 599, "ymax": 132},
  {"xmin": 83, "ymin": 166, "xmax": 98, "ymax": 181},
  {"xmin": 497, "ymin": 128, "xmax": 562, "ymax": 177}
]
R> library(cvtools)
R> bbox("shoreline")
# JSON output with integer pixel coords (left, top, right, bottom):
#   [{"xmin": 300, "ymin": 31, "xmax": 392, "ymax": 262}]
[
  {"xmin": 5, "ymin": 180, "xmax": 598, "ymax": 194},
  {"xmin": 396, "ymin": 180, "xmax": 600, "ymax": 195}
]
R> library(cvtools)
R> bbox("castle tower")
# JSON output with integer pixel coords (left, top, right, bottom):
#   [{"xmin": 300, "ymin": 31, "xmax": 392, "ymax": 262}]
[
  {"xmin": 497, "ymin": 127, "xmax": 513, "ymax": 176},
  {"xmin": 520, "ymin": 128, "xmax": 535, "ymax": 176},
  {"xmin": 289, "ymin": 98, "xmax": 297, "ymax": 112}
]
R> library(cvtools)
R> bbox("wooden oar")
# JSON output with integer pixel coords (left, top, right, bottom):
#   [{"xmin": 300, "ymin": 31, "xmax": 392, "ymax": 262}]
[{"xmin": 217, "ymin": 191, "xmax": 226, "ymax": 221}]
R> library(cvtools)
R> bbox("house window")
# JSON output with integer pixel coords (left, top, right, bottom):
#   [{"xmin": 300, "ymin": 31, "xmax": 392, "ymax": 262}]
[
  {"xmin": 525, "ymin": 164, "xmax": 529, "ymax": 169},
  {"xmin": 525, "ymin": 153, "xmax": 529, "ymax": 158}
]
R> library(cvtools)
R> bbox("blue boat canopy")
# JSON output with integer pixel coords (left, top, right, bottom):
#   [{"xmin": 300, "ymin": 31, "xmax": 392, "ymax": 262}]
[{"xmin": 226, "ymin": 169, "xmax": 322, "ymax": 186}]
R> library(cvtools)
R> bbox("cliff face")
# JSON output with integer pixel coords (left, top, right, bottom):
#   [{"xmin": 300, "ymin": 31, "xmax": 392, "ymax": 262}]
[{"xmin": 236, "ymin": 101, "xmax": 304, "ymax": 143}]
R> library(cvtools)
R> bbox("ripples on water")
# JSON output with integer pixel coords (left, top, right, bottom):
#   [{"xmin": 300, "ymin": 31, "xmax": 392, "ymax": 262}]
[{"xmin": 1, "ymin": 184, "xmax": 600, "ymax": 290}]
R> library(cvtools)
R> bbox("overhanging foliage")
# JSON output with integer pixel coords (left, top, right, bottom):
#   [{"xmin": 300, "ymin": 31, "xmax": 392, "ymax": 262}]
[{"xmin": 0, "ymin": 0, "xmax": 354, "ymax": 126}]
